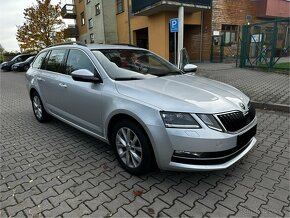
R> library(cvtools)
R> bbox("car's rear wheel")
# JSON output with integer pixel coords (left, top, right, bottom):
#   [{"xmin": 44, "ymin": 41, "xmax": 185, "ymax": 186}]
[
  {"xmin": 112, "ymin": 120, "xmax": 153, "ymax": 175},
  {"xmin": 31, "ymin": 92, "xmax": 51, "ymax": 122}
]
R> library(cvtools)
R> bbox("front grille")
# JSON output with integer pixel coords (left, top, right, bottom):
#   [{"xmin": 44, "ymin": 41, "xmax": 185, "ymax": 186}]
[{"xmin": 217, "ymin": 103, "xmax": 256, "ymax": 132}]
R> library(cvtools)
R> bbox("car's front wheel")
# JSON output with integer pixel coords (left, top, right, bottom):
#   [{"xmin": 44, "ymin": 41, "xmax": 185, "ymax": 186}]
[
  {"xmin": 31, "ymin": 92, "xmax": 51, "ymax": 122},
  {"xmin": 24, "ymin": 65, "xmax": 29, "ymax": 71},
  {"xmin": 112, "ymin": 120, "xmax": 154, "ymax": 175}
]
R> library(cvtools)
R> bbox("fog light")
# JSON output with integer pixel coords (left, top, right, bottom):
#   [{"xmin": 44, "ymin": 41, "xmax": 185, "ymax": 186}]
[{"xmin": 173, "ymin": 150, "xmax": 202, "ymax": 158}]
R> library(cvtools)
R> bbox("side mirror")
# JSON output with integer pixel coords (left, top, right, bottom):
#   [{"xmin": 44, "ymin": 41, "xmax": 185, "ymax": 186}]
[
  {"xmin": 71, "ymin": 69, "xmax": 101, "ymax": 83},
  {"xmin": 183, "ymin": 64, "xmax": 198, "ymax": 73}
]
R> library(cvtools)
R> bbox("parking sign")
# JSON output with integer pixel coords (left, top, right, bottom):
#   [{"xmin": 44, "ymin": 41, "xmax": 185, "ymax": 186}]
[{"xmin": 170, "ymin": 18, "xmax": 178, "ymax": 33}]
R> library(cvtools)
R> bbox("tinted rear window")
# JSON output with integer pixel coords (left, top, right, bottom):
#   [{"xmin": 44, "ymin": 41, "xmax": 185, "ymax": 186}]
[
  {"xmin": 32, "ymin": 52, "xmax": 48, "ymax": 69},
  {"xmin": 45, "ymin": 49, "xmax": 67, "ymax": 73}
]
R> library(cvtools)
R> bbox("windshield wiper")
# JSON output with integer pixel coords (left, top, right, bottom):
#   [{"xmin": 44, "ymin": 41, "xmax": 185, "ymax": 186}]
[
  {"xmin": 154, "ymin": 71, "xmax": 182, "ymax": 77},
  {"xmin": 115, "ymin": 77, "xmax": 144, "ymax": 81}
]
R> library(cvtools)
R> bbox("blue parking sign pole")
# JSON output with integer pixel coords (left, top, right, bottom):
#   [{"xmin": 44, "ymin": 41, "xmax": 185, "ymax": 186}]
[
  {"xmin": 174, "ymin": 32, "xmax": 177, "ymax": 65},
  {"xmin": 170, "ymin": 18, "xmax": 178, "ymax": 65}
]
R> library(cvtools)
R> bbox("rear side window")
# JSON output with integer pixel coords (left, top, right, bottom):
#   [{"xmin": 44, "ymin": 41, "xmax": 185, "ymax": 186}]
[
  {"xmin": 65, "ymin": 49, "xmax": 96, "ymax": 74},
  {"xmin": 46, "ymin": 49, "xmax": 67, "ymax": 73},
  {"xmin": 32, "ymin": 51, "xmax": 48, "ymax": 69}
]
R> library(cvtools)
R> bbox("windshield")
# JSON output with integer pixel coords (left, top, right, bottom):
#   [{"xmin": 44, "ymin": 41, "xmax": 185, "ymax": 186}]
[
  {"xmin": 10, "ymin": 55, "xmax": 21, "ymax": 62},
  {"xmin": 25, "ymin": 56, "xmax": 35, "ymax": 62},
  {"xmin": 92, "ymin": 49, "xmax": 181, "ymax": 80}
]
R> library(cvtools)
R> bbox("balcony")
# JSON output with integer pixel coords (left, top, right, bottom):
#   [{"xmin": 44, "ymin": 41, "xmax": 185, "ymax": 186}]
[
  {"xmin": 64, "ymin": 25, "xmax": 79, "ymax": 38},
  {"xmin": 61, "ymin": 4, "xmax": 76, "ymax": 19},
  {"xmin": 256, "ymin": 0, "xmax": 290, "ymax": 18},
  {"xmin": 132, "ymin": 0, "xmax": 212, "ymax": 16}
]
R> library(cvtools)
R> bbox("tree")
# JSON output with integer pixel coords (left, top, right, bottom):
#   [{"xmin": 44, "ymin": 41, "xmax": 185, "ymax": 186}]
[
  {"xmin": 16, "ymin": 0, "xmax": 65, "ymax": 53},
  {"xmin": 0, "ymin": 44, "xmax": 4, "ymax": 53},
  {"xmin": 0, "ymin": 43, "xmax": 4, "ymax": 63}
]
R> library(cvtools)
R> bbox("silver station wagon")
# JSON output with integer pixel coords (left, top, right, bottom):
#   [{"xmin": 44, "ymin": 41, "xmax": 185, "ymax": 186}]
[{"xmin": 26, "ymin": 42, "xmax": 257, "ymax": 175}]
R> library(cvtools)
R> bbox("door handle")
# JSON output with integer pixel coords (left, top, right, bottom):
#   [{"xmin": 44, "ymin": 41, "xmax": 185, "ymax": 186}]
[
  {"xmin": 37, "ymin": 77, "xmax": 45, "ymax": 82},
  {"xmin": 59, "ymin": 83, "xmax": 67, "ymax": 88}
]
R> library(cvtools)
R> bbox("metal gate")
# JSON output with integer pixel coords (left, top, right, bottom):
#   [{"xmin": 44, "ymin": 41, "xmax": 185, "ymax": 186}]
[
  {"xmin": 210, "ymin": 35, "xmax": 224, "ymax": 63},
  {"xmin": 240, "ymin": 18, "xmax": 290, "ymax": 70}
]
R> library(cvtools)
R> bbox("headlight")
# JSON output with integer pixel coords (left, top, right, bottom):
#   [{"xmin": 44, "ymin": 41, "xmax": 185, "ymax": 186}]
[
  {"xmin": 197, "ymin": 114, "xmax": 223, "ymax": 132},
  {"xmin": 160, "ymin": 112, "xmax": 201, "ymax": 128}
]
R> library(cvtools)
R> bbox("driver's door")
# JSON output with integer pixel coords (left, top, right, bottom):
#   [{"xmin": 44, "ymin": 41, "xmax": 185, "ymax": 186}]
[{"xmin": 58, "ymin": 49, "xmax": 105, "ymax": 136}]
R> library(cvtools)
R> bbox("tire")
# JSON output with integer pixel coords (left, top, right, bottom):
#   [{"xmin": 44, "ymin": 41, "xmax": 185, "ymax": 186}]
[
  {"xmin": 31, "ymin": 91, "xmax": 51, "ymax": 123},
  {"xmin": 23, "ymin": 65, "xmax": 29, "ymax": 71},
  {"xmin": 111, "ymin": 120, "xmax": 154, "ymax": 175}
]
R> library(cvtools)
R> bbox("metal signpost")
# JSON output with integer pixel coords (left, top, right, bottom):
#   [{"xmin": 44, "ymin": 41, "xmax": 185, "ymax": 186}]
[{"xmin": 170, "ymin": 18, "xmax": 178, "ymax": 65}]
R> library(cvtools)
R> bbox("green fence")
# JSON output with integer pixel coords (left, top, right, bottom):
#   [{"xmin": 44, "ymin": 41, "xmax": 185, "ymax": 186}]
[{"xmin": 240, "ymin": 18, "xmax": 290, "ymax": 70}]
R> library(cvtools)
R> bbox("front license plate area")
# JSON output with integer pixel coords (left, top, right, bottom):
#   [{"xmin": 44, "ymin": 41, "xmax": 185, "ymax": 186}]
[{"xmin": 237, "ymin": 124, "xmax": 257, "ymax": 148}]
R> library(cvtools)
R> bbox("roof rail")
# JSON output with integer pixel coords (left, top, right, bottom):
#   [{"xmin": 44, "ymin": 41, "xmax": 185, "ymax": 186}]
[
  {"xmin": 49, "ymin": 41, "xmax": 87, "ymax": 47},
  {"xmin": 112, "ymin": 43, "xmax": 138, "ymax": 48}
]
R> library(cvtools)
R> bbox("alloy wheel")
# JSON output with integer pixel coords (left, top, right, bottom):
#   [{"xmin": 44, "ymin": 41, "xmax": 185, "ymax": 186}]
[
  {"xmin": 33, "ymin": 95, "xmax": 42, "ymax": 119},
  {"xmin": 116, "ymin": 127, "xmax": 143, "ymax": 168}
]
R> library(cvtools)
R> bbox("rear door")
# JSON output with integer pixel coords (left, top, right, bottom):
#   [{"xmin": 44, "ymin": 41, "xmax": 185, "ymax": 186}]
[{"xmin": 37, "ymin": 49, "xmax": 67, "ymax": 115}]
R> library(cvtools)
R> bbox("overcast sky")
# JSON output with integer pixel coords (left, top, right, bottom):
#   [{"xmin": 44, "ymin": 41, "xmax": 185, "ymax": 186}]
[{"xmin": 0, "ymin": 0, "xmax": 68, "ymax": 52}]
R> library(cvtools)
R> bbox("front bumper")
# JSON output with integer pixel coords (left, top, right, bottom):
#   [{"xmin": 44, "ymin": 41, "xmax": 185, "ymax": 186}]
[
  {"xmin": 169, "ymin": 137, "xmax": 256, "ymax": 171},
  {"xmin": 148, "ymin": 117, "xmax": 257, "ymax": 171},
  {"xmin": 1, "ymin": 65, "xmax": 10, "ymax": 71}
]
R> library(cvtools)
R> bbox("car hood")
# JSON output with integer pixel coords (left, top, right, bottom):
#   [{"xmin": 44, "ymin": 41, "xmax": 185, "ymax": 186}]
[{"xmin": 115, "ymin": 74, "xmax": 250, "ymax": 113}]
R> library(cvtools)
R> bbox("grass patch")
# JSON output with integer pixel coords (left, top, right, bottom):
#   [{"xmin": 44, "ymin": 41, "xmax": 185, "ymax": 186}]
[
  {"xmin": 274, "ymin": 62, "xmax": 290, "ymax": 69},
  {"xmin": 251, "ymin": 62, "xmax": 290, "ymax": 75}
]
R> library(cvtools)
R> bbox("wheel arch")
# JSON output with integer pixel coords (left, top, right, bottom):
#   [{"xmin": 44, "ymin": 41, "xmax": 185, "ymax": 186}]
[
  {"xmin": 106, "ymin": 112, "xmax": 158, "ymax": 168},
  {"xmin": 29, "ymin": 88, "xmax": 38, "ymax": 100}
]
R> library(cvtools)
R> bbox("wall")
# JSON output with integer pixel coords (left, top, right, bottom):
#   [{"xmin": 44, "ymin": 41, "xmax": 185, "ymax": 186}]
[
  {"xmin": 116, "ymin": 0, "xmax": 203, "ymax": 60},
  {"xmin": 116, "ymin": 0, "xmax": 130, "ymax": 44},
  {"xmin": 102, "ymin": 0, "xmax": 118, "ymax": 43},
  {"xmin": 85, "ymin": 0, "xmax": 105, "ymax": 43},
  {"xmin": 201, "ymin": 10, "xmax": 212, "ymax": 61},
  {"xmin": 76, "ymin": 0, "xmax": 88, "ymax": 37},
  {"xmin": 211, "ymin": 0, "xmax": 258, "ymax": 32},
  {"xmin": 257, "ymin": 0, "xmax": 290, "ymax": 18}
]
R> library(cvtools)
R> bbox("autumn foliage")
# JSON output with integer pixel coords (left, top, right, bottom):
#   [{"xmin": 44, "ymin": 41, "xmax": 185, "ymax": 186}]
[{"xmin": 16, "ymin": 0, "xmax": 65, "ymax": 53}]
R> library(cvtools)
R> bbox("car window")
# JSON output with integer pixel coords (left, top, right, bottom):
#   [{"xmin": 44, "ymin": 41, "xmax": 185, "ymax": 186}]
[
  {"xmin": 65, "ymin": 49, "xmax": 96, "ymax": 74},
  {"xmin": 26, "ymin": 56, "xmax": 35, "ymax": 63},
  {"xmin": 16, "ymin": 57, "xmax": 23, "ymax": 62},
  {"xmin": 32, "ymin": 52, "xmax": 48, "ymax": 69},
  {"xmin": 92, "ymin": 49, "xmax": 181, "ymax": 80},
  {"xmin": 46, "ymin": 49, "xmax": 67, "ymax": 73},
  {"xmin": 11, "ymin": 55, "xmax": 21, "ymax": 62}
]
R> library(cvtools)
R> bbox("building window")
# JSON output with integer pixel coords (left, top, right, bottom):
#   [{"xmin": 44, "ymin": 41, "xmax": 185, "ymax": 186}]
[
  {"xmin": 81, "ymin": 12, "xmax": 85, "ymax": 26},
  {"xmin": 86, "ymin": 0, "xmax": 90, "ymax": 3},
  {"xmin": 222, "ymin": 25, "xmax": 238, "ymax": 46},
  {"xmin": 116, "ymin": 0, "xmax": 124, "ymax": 14},
  {"xmin": 90, "ymin": 33, "xmax": 94, "ymax": 43},
  {"xmin": 84, "ymin": 40, "xmax": 87, "ymax": 44},
  {"xmin": 95, "ymin": 3, "xmax": 100, "ymax": 15},
  {"xmin": 88, "ymin": 18, "xmax": 93, "ymax": 29}
]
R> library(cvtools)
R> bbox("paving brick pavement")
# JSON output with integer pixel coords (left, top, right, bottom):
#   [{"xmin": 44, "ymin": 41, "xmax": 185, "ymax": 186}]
[
  {"xmin": 196, "ymin": 63, "xmax": 290, "ymax": 107},
  {"xmin": 0, "ymin": 71, "xmax": 289, "ymax": 217}
]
